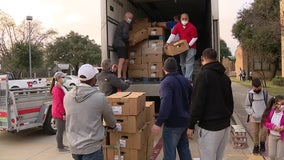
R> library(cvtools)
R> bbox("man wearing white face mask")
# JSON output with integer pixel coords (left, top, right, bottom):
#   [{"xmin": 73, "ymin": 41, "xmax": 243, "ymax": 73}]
[
  {"xmin": 113, "ymin": 12, "xmax": 134, "ymax": 81},
  {"xmin": 165, "ymin": 13, "xmax": 198, "ymax": 82}
]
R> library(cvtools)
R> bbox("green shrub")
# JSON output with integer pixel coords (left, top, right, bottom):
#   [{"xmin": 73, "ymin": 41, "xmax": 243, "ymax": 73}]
[{"xmin": 272, "ymin": 76, "xmax": 284, "ymax": 86}]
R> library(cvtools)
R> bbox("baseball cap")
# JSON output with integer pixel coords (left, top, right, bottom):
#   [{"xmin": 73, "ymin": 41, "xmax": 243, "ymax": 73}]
[
  {"xmin": 53, "ymin": 71, "xmax": 66, "ymax": 79},
  {"xmin": 78, "ymin": 64, "xmax": 99, "ymax": 81}
]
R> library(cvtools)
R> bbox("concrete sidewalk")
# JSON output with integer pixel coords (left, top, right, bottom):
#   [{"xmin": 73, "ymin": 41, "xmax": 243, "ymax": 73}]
[{"xmin": 153, "ymin": 82, "xmax": 267, "ymax": 160}]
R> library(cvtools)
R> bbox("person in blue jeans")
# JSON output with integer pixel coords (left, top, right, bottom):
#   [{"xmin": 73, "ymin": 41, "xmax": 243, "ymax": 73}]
[{"xmin": 151, "ymin": 57, "xmax": 193, "ymax": 160}]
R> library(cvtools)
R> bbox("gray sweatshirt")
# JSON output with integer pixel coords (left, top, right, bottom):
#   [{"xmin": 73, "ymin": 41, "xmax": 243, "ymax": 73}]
[
  {"xmin": 64, "ymin": 83, "xmax": 116, "ymax": 154},
  {"xmin": 245, "ymin": 89, "xmax": 267, "ymax": 122}
]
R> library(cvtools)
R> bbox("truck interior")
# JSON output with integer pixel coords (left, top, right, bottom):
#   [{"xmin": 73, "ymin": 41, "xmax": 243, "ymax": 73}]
[{"xmin": 128, "ymin": 0, "xmax": 213, "ymax": 58}]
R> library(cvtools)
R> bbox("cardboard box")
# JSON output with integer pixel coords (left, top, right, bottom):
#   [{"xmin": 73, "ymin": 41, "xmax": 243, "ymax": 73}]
[
  {"xmin": 145, "ymin": 101, "xmax": 155, "ymax": 122},
  {"xmin": 114, "ymin": 108, "xmax": 146, "ymax": 133},
  {"xmin": 128, "ymin": 64, "xmax": 148, "ymax": 70},
  {"xmin": 128, "ymin": 69, "xmax": 148, "ymax": 78},
  {"xmin": 132, "ymin": 18, "xmax": 150, "ymax": 32},
  {"xmin": 145, "ymin": 121, "xmax": 155, "ymax": 160},
  {"xmin": 142, "ymin": 40, "xmax": 164, "ymax": 54},
  {"xmin": 106, "ymin": 147, "xmax": 146, "ymax": 160},
  {"xmin": 129, "ymin": 46, "xmax": 142, "ymax": 57},
  {"xmin": 129, "ymin": 28, "xmax": 148, "ymax": 45},
  {"xmin": 103, "ymin": 148, "xmax": 107, "ymax": 160},
  {"xmin": 164, "ymin": 40, "xmax": 189, "ymax": 56},
  {"xmin": 148, "ymin": 63, "xmax": 162, "ymax": 72},
  {"xmin": 129, "ymin": 57, "xmax": 142, "ymax": 65},
  {"xmin": 103, "ymin": 131, "xmax": 110, "ymax": 145},
  {"xmin": 148, "ymin": 27, "xmax": 164, "ymax": 36},
  {"xmin": 134, "ymin": 18, "xmax": 149, "ymax": 24},
  {"xmin": 107, "ymin": 92, "xmax": 146, "ymax": 115},
  {"xmin": 142, "ymin": 54, "xmax": 163, "ymax": 63},
  {"xmin": 109, "ymin": 124, "xmax": 147, "ymax": 149},
  {"xmin": 148, "ymin": 71, "xmax": 163, "ymax": 78}
]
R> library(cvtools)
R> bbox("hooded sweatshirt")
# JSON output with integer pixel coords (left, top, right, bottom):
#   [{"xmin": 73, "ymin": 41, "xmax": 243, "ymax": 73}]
[
  {"xmin": 64, "ymin": 83, "xmax": 116, "ymax": 155},
  {"xmin": 245, "ymin": 89, "xmax": 267, "ymax": 122},
  {"xmin": 188, "ymin": 61, "xmax": 234, "ymax": 131}
]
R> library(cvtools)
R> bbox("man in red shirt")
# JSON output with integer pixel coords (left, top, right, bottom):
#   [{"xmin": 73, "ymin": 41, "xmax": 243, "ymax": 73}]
[{"xmin": 166, "ymin": 13, "xmax": 198, "ymax": 82}]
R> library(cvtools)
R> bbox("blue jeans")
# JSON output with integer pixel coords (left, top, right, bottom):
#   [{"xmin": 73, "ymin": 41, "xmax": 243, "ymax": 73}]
[
  {"xmin": 72, "ymin": 148, "xmax": 103, "ymax": 160},
  {"xmin": 163, "ymin": 127, "xmax": 192, "ymax": 160},
  {"xmin": 179, "ymin": 48, "xmax": 196, "ymax": 81}
]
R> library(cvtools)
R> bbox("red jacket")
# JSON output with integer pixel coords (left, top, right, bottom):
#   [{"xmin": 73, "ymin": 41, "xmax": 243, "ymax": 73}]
[
  {"xmin": 51, "ymin": 85, "xmax": 66, "ymax": 119},
  {"xmin": 172, "ymin": 22, "xmax": 198, "ymax": 49},
  {"xmin": 263, "ymin": 108, "xmax": 284, "ymax": 140}
]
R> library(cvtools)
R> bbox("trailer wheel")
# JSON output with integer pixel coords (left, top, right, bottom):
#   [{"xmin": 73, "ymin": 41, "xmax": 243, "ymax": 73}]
[{"xmin": 43, "ymin": 109, "xmax": 57, "ymax": 135}]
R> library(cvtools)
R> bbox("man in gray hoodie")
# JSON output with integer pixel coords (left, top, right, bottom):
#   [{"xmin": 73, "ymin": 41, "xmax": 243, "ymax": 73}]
[{"xmin": 64, "ymin": 64, "xmax": 116, "ymax": 160}]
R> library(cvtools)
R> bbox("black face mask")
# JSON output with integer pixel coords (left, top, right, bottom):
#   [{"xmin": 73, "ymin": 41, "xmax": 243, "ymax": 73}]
[{"xmin": 253, "ymin": 89, "xmax": 261, "ymax": 94}]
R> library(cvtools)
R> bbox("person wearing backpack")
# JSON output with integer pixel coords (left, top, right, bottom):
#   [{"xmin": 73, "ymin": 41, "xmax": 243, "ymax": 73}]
[{"xmin": 245, "ymin": 78, "xmax": 268, "ymax": 154}]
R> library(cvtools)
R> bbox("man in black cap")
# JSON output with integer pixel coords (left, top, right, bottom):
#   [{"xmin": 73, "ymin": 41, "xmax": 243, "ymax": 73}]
[{"xmin": 151, "ymin": 57, "xmax": 193, "ymax": 160}]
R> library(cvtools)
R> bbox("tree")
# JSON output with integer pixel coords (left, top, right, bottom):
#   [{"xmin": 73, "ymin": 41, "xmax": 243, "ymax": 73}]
[
  {"xmin": 232, "ymin": 0, "xmax": 280, "ymax": 80},
  {"xmin": 6, "ymin": 42, "xmax": 44, "ymax": 77},
  {"xmin": 0, "ymin": 11, "xmax": 57, "ymax": 75},
  {"xmin": 220, "ymin": 39, "xmax": 232, "ymax": 61},
  {"xmin": 46, "ymin": 31, "xmax": 101, "ymax": 73}
]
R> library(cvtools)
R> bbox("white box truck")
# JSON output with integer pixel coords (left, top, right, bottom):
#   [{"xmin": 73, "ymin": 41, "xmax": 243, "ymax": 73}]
[{"xmin": 101, "ymin": 0, "xmax": 220, "ymax": 112}]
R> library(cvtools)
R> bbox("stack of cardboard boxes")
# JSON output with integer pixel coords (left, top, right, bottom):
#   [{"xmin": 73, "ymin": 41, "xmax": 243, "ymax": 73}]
[
  {"xmin": 104, "ymin": 92, "xmax": 155, "ymax": 160},
  {"xmin": 231, "ymin": 125, "xmax": 248, "ymax": 149},
  {"xmin": 128, "ymin": 18, "xmax": 165, "ymax": 79}
]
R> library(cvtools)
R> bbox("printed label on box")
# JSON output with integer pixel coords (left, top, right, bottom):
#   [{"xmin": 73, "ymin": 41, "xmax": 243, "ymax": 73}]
[
  {"xmin": 112, "ymin": 106, "xmax": 122, "ymax": 115},
  {"xmin": 150, "ymin": 65, "xmax": 156, "ymax": 70},
  {"xmin": 130, "ymin": 52, "xmax": 135, "ymax": 57},
  {"xmin": 114, "ymin": 155, "xmax": 124, "ymax": 160},
  {"xmin": 120, "ymin": 139, "xmax": 126, "ymax": 147},
  {"xmin": 151, "ymin": 43, "xmax": 157, "ymax": 47},
  {"xmin": 151, "ymin": 31, "xmax": 157, "ymax": 35},
  {"xmin": 116, "ymin": 123, "xmax": 122, "ymax": 131}
]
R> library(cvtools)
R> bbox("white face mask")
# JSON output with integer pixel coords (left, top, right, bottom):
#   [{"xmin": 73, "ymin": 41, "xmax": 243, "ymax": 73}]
[
  {"xmin": 181, "ymin": 20, "xmax": 188, "ymax": 26},
  {"xmin": 127, "ymin": 18, "xmax": 132, "ymax": 24}
]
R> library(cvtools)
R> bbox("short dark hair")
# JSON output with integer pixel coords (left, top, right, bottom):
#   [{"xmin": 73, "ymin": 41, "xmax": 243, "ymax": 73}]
[
  {"xmin": 202, "ymin": 48, "xmax": 217, "ymax": 60},
  {"xmin": 163, "ymin": 57, "xmax": 177, "ymax": 72},
  {"xmin": 252, "ymin": 78, "xmax": 261, "ymax": 87}
]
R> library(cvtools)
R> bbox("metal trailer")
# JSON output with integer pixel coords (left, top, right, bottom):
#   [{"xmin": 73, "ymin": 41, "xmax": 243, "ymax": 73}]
[{"xmin": 0, "ymin": 74, "xmax": 56, "ymax": 134}]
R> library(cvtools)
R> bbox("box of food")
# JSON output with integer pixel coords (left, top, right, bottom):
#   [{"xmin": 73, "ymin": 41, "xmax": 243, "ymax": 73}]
[
  {"xmin": 145, "ymin": 101, "xmax": 155, "ymax": 122},
  {"xmin": 142, "ymin": 54, "xmax": 163, "ymax": 63},
  {"xmin": 128, "ymin": 64, "xmax": 148, "ymax": 70},
  {"xmin": 106, "ymin": 147, "xmax": 146, "ymax": 160},
  {"xmin": 107, "ymin": 92, "xmax": 146, "ymax": 115},
  {"xmin": 129, "ymin": 57, "xmax": 142, "ymax": 65},
  {"xmin": 148, "ymin": 27, "xmax": 164, "ymax": 36},
  {"xmin": 164, "ymin": 40, "xmax": 189, "ymax": 56},
  {"xmin": 128, "ymin": 69, "xmax": 148, "ymax": 78},
  {"xmin": 109, "ymin": 124, "xmax": 147, "ymax": 149},
  {"xmin": 142, "ymin": 40, "xmax": 164, "ymax": 54},
  {"xmin": 129, "ymin": 28, "xmax": 148, "ymax": 45},
  {"xmin": 114, "ymin": 108, "xmax": 146, "ymax": 133}
]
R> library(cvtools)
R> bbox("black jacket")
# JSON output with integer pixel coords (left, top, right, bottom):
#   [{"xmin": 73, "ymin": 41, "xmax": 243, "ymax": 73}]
[
  {"xmin": 113, "ymin": 20, "xmax": 130, "ymax": 48},
  {"xmin": 188, "ymin": 61, "xmax": 234, "ymax": 131}
]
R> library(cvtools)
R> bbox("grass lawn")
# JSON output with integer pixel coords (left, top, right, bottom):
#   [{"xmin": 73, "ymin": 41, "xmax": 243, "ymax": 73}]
[{"xmin": 230, "ymin": 77, "xmax": 284, "ymax": 97}]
